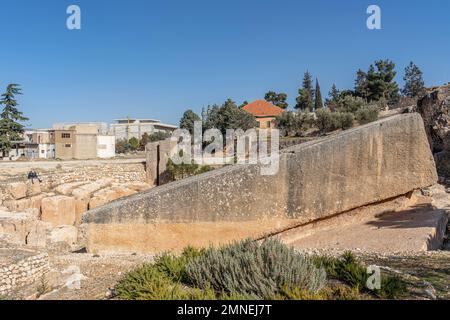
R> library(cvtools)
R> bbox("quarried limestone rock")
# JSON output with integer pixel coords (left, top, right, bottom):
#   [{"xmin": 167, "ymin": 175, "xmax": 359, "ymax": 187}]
[
  {"xmin": 8, "ymin": 182, "xmax": 27, "ymax": 200},
  {"xmin": 41, "ymin": 196, "xmax": 76, "ymax": 227},
  {"xmin": 82, "ymin": 114, "xmax": 438, "ymax": 253}
]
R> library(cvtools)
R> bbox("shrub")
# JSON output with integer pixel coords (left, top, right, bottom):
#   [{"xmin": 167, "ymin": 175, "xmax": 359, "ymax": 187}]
[
  {"xmin": 115, "ymin": 138, "xmax": 131, "ymax": 154},
  {"xmin": 275, "ymin": 111, "xmax": 314, "ymax": 137},
  {"xmin": 333, "ymin": 112, "xmax": 354, "ymax": 130},
  {"xmin": 355, "ymin": 104, "xmax": 379, "ymax": 124},
  {"xmin": 153, "ymin": 246, "xmax": 204, "ymax": 283},
  {"xmin": 337, "ymin": 96, "xmax": 366, "ymax": 114},
  {"xmin": 313, "ymin": 252, "xmax": 406, "ymax": 299},
  {"xmin": 315, "ymin": 109, "xmax": 336, "ymax": 133},
  {"xmin": 185, "ymin": 238, "xmax": 327, "ymax": 299},
  {"xmin": 115, "ymin": 265, "xmax": 186, "ymax": 300},
  {"xmin": 377, "ymin": 276, "xmax": 406, "ymax": 299}
]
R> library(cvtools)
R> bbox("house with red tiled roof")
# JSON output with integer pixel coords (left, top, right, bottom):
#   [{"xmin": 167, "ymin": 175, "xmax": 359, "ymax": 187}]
[{"xmin": 242, "ymin": 100, "xmax": 285, "ymax": 129}]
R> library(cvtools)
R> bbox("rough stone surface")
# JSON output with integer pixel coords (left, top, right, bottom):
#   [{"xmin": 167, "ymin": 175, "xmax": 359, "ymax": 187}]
[
  {"xmin": 81, "ymin": 113, "xmax": 438, "ymax": 253},
  {"xmin": 417, "ymin": 84, "xmax": 450, "ymax": 177},
  {"xmin": 47, "ymin": 226, "xmax": 78, "ymax": 251},
  {"xmin": 0, "ymin": 248, "xmax": 50, "ymax": 298},
  {"xmin": 41, "ymin": 196, "xmax": 76, "ymax": 227},
  {"xmin": 279, "ymin": 189, "xmax": 449, "ymax": 253},
  {"xmin": 89, "ymin": 187, "xmax": 136, "ymax": 210},
  {"xmin": 8, "ymin": 182, "xmax": 27, "ymax": 200}
]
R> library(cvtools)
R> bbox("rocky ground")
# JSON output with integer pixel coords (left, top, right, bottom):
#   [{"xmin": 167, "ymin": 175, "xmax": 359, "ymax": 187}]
[{"xmin": 38, "ymin": 252, "xmax": 155, "ymax": 300}]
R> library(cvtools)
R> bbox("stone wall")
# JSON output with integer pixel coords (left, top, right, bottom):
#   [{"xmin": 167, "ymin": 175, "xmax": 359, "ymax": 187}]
[
  {"xmin": 81, "ymin": 114, "xmax": 438, "ymax": 254},
  {"xmin": 0, "ymin": 160, "xmax": 146, "ymax": 205},
  {"xmin": 0, "ymin": 248, "xmax": 49, "ymax": 297}
]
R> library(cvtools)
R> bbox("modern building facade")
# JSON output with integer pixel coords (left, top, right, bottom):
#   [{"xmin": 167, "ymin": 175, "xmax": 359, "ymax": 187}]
[
  {"xmin": 23, "ymin": 130, "xmax": 56, "ymax": 159},
  {"xmin": 53, "ymin": 123, "xmax": 115, "ymax": 160},
  {"xmin": 109, "ymin": 118, "xmax": 177, "ymax": 141}
]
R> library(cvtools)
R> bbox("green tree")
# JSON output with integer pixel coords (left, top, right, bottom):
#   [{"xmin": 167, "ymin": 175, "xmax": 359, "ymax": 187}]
[
  {"xmin": 274, "ymin": 111, "xmax": 314, "ymax": 137},
  {"xmin": 325, "ymin": 84, "xmax": 340, "ymax": 111},
  {"xmin": 0, "ymin": 84, "xmax": 28, "ymax": 157},
  {"xmin": 204, "ymin": 99, "xmax": 257, "ymax": 133},
  {"xmin": 128, "ymin": 137, "xmax": 139, "ymax": 151},
  {"xmin": 314, "ymin": 79, "xmax": 323, "ymax": 111},
  {"xmin": 179, "ymin": 109, "xmax": 201, "ymax": 135},
  {"xmin": 116, "ymin": 138, "xmax": 131, "ymax": 154},
  {"xmin": 139, "ymin": 133, "xmax": 150, "ymax": 150},
  {"xmin": 264, "ymin": 91, "xmax": 289, "ymax": 109},
  {"xmin": 295, "ymin": 71, "xmax": 314, "ymax": 111},
  {"xmin": 239, "ymin": 101, "xmax": 249, "ymax": 109},
  {"xmin": 354, "ymin": 60, "xmax": 400, "ymax": 106},
  {"xmin": 402, "ymin": 61, "xmax": 426, "ymax": 98}
]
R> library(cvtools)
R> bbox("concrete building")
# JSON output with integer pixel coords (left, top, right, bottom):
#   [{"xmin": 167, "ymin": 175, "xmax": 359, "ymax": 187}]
[
  {"xmin": 109, "ymin": 118, "xmax": 177, "ymax": 141},
  {"xmin": 23, "ymin": 130, "xmax": 56, "ymax": 159},
  {"xmin": 242, "ymin": 100, "xmax": 285, "ymax": 129},
  {"xmin": 53, "ymin": 123, "xmax": 115, "ymax": 160},
  {"xmin": 97, "ymin": 135, "xmax": 116, "ymax": 158}
]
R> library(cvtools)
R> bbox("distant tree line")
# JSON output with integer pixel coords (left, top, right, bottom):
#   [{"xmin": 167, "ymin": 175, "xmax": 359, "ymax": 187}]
[
  {"xmin": 179, "ymin": 60, "xmax": 427, "ymax": 139},
  {"xmin": 115, "ymin": 131, "xmax": 171, "ymax": 154},
  {"xmin": 273, "ymin": 60, "xmax": 427, "ymax": 137}
]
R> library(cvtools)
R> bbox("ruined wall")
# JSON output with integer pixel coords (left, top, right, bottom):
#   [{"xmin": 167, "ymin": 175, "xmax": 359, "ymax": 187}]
[
  {"xmin": 0, "ymin": 249, "xmax": 49, "ymax": 297},
  {"xmin": 82, "ymin": 114, "xmax": 438, "ymax": 254},
  {"xmin": 0, "ymin": 160, "xmax": 146, "ymax": 205}
]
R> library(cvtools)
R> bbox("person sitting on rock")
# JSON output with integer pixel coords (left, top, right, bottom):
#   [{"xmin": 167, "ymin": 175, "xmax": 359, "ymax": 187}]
[{"xmin": 27, "ymin": 170, "xmax": 42, "ymax": 184}]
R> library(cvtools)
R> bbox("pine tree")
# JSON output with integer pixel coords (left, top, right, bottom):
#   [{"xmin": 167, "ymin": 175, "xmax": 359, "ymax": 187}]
[
  {"xmin": 354, "ymin": 60, "xmax": 400, "ymax": 106},
  {"xmin": 179, "ymin": 109, "xmax": 201, "ymax": 135},
  {"xmin": 264, "ymin": 91, "xmax": 288, "ymax": 109},
  {"xmin": 314, "ymin": 79, "xmax": 323, "ymax": 111},
  {"xmin": 0, "ymin": 84, "xmax": 28, "ymax": 157},
  {"xmin": 325, "ymin": 84, "xmax": 340, "ymax": 111},
  {"xmin": 402, "ymin": 61, "xmax": 426, "ymax": 98},
  {"xmin": 295, "ymin": 71, "xmax": 314, "ymax": 111}
]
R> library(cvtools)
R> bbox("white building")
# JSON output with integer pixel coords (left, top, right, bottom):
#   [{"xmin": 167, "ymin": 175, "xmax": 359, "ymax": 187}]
[
  {"xmin": 97, "ymin": 135, "xmax": 116, "ymax": 158},
  {"xmin": 23, "ymin": 129, "xmax": 55, "ymax": 159},
  {"xmin": 109, "ymin": 118, "xmax": 177, "ymax": 141}
]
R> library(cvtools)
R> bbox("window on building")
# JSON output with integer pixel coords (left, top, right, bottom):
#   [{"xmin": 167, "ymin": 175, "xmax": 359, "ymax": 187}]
[
  {"xmin": 65, "ymin": 144, "xmax": 72, "ymax": 148},
  {"xmin": 62, "ymin": 133, "xmax": 71, "ymax": 139},
  {"xmin": 41, "ymin": 150, "xmax": 45, "ymax": 154}
]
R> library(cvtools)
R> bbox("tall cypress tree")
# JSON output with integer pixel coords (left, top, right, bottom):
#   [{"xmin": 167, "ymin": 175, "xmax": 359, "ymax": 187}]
[
  {"xmin": 314, "ymin": 79, "xmax": 323, "ymax": 111},
  {"xmin": 295, "ymin": 71, "xmax": 315, "ymax": 112},
  {"xmin": 0, "ymin": 84, "xmax": 28, "ymax": 157}
]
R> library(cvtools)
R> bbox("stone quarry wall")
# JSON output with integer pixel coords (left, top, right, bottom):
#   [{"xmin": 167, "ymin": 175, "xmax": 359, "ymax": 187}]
[
  {"xmin": 0, "ymin": 248, "xmax": 50, "ymax": 297},
  {"xmin": 0, "ymin": 160, "xmax": 146, "ymax": 205},
  {"xmin": 81, "ymin": 113, "xmax": 438, "ymax": 254},
  {"xmin": 417, "ymin": 83, "xmax": 450, "ymax": 177}
]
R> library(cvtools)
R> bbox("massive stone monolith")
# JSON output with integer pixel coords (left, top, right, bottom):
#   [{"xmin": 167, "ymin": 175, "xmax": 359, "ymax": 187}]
[{"xmin": 81, "ymin": 113, "xmax": 438, "ymax": 253}]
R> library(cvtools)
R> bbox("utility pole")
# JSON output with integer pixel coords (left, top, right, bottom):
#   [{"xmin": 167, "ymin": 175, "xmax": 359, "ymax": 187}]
[{"xmin": 127, "ymin": 116, "xmax": 130, "ymax": 141}]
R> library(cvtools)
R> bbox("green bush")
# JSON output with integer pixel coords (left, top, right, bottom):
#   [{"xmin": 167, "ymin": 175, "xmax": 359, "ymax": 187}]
[
  {"xmin": 315, "ymin": 110, "xmax": 354, "ymax": 133},
  {"xmin": 355, "ymin": 104, "xmax": 379, "ymax": 124},
  {"xmin": 153, "ymin": 246, "xmax": 204, "ymax": 283},
  {"xmin": 315, "ymin": 109, "xmax": 336, "ymax": 133},
  {"xmin": 333, "ymin": 112, "xmax": 354, "ymax": 130},
  {"xmin": 275, "ymin": 111, "xmax": 314, "ymax": 137},
  {"xmin": 185, "ymin": 238, "xmax": 327, "ymax": 299},
  {"xmin": 115, "ymin": 265, "xmax": 186, "ymax": 300},
  {"xmin": 313, "ymin": 252, "xmax": 406, "ymax": 299},
  {"xmin": 337, "ymin": 96, "xmax": 366, "ymax": 114}
]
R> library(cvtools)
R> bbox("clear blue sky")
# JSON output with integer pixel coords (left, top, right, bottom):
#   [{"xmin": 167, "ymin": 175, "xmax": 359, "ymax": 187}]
[{"xmin": 1, "ymin": 0, "xmax": 449, "ymax": 129}]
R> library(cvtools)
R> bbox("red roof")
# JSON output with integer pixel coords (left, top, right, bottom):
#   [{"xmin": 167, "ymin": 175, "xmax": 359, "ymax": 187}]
[{"xmin": 242, "ymin": 100, "xmax": 285, "ymax": 117}]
